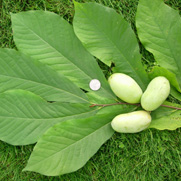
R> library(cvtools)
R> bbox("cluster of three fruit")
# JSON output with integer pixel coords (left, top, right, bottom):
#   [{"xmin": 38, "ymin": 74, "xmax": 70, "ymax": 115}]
[{"xmin": 108, "ymin": 73, "xmax": 170, "ymax": 133}]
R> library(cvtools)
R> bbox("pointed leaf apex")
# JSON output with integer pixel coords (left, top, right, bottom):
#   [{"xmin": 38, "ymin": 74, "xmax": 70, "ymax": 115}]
[
  {"xmin": 10, "ymin": 12, "xmax": 14, "ymax": 16},
  {"xmin": 22, "ymin": 167, "xmax": 27, "ymax": 172},
  {"xmin": 73, "ymin": 0, "xmax": 78, "ymax": 5},
  {"xmin": 73, "ymin": 0, "xmax": 83, "ymax": 8}
]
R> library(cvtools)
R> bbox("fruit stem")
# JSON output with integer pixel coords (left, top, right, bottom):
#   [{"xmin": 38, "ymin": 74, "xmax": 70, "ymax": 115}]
[{"xmin": 90, "ymin": 102, "xmax": 181, "ymax": 110}]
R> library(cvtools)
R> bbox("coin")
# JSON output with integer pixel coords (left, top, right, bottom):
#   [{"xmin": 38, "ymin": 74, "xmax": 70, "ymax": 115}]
[{"xmin": 89, "ymin": 79, "xmax": 101, "ymax": 91}]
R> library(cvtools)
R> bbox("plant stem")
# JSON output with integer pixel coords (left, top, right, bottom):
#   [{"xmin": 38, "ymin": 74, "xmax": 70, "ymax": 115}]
[
  {"xmin": 89, "ymin": 102, "xmax": 140, "ymax": 107},
  {"xmin": 90, "ymin": 102, "xmax": 181, "ymax": 110},
  {"xmin": 159, "ymin": 104, "xmax": 181, "ymax": 110}
]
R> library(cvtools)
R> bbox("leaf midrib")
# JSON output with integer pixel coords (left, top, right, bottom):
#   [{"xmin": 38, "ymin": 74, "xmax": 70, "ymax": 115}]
[
  {"xmin": 76, "ymin": 4, "xmax": 145, "ymax": 87},
  {"xmin": 25, "ymin": 118, "xmax": 112, "ymax": 170},
  {"xmin": 0, "ymin": 107, "xmax": 99, "ymax": 121},
  {"xmin": 139, "ymin": 2, "xmax": 181, "ymax": 83},
  {"xmin": 14, "ymin": 15, "xmax": 115, "ymax": 100},
  {"xmin": 0, "ymin": 74, "xmax": 88, "ymax": 103},
  {"xmin": 14, "ymin": 16, "xmax": 90, "ymax": 81},
  {"xmin": 15, "ymin": 17, "xmax": 94, "ymax": 85}
]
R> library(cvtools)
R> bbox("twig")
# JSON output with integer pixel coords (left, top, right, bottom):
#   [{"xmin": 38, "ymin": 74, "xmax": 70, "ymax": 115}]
[
  {"xmin": 90, "ymin": 102, "xmax": 140, "ymax": 107},
  {"xmin": 90, "ymin": 102, "xmax": 181, "ymax": 110},
  {"xmin": 160, "ymin": 104, "xmax": 181, "ymax": 110}
]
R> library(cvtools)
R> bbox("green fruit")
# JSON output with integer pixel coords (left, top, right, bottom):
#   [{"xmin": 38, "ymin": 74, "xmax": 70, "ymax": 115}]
[
  {"xmin": 141, "ymin": 76, "xmax": 170, "ymax": 111},
  {"xmin": 108, "ymin": 73, "xmax": 143, "ymax": 103},
  {"xmin": 111, "ymin": 110, "xmax": 151, "ymax": 133}
]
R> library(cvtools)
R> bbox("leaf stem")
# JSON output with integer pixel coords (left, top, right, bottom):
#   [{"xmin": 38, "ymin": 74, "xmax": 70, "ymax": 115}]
[{"xmin": 90, "ymin": 102, "xmax": 181, "ymax": 110}]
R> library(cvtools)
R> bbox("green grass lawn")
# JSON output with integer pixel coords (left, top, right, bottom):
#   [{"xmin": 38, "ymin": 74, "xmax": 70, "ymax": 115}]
[{"xmin": 0, "ymin": 0, "xmax": 181, "ymax": 180}]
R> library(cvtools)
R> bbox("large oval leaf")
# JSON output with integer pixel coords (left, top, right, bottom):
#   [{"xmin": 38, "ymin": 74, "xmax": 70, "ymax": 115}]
[
  {"xmin": 0, "ymin": 90, "xmax": 99, "ymax": 145},
  {"xmin": 11, "ymin": 10, "xmax": 115, "ymax": 101},
  {"xmin": 73, "ymin": 2, "xmax": 149, "ymax": 90},
  {"xmin": 136, "ymin": 0, "xmax": 181, "ymax": 89},
  {"xmin": 23, "ymin": 104, "xmax": 135, "ymax": 176},
  {"xmin": 0, "ymin": 48, "xmax": 88, "ymax": 103}
]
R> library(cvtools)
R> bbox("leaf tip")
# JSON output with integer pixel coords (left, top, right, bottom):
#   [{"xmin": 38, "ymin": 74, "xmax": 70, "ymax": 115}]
[
  {"xmin": 73, "ymin": 0, "xmax": 78, "ymax": 5},
  {"xmin": 73, "ymin": 0, "xmax": 82, "ymax": 8},
  {"xmin": 10, "ymin": 12, "xmax": 15, "ymax": 19},
  {"xmin": 22, "ymin": 164, "xmax": 34, "ymax": 173},
  {"xmin": 22, "ymin": 166, "xmax": 28, "ymax": 172}
]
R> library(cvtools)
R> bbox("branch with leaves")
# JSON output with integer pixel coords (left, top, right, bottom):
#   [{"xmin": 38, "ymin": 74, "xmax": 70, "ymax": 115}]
[
  {"xmin": 0, "ymin": 0, "xmax": 181, "ymax": 177},
  {"xmin": 90, "ymin": 102, "xmax": 181, "ymax": 110}
]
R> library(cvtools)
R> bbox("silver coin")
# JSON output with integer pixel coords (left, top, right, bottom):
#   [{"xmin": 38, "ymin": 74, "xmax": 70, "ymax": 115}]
[{"xmin": 89, "ymin": 79, "xmax": 101, "ymax": 91}]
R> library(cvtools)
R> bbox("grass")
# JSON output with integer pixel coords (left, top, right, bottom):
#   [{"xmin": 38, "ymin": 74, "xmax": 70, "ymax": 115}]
[{"xmin": 0, "ymin": 0, "xmax": 181, "ymax": 180}]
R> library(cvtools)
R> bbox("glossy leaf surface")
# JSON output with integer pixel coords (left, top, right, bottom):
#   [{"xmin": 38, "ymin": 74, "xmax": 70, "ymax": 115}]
[
  {"xmin": 73, "ymin": 2, "xmax": 149, "ymax": 90},
  {"xmin": 24, "ymin": 104, "xmax": 135, "ymax": 176},
  {"xmin": 136, "ymin": 0, "xmax": 181, "ymax": 89},
  {"xmin": 0, "ymin": 90, "xmax": 98, "ymax": 145},
  {"xmin": 11, "ymin": 11, "xmax": 115, "ymax": 101},
  {"xmin": 0, "ymin": 48, "xmax": 88, "ymax": 103}
]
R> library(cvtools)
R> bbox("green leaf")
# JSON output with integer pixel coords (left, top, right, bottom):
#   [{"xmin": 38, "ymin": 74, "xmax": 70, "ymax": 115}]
[
  {"xmin": 170, "ymin": 87, "xmax": 181, "ymax": 102},
  {"xmin": 148, "ymin": 66, "xmax": 181, "ymax": 92},
  {"xmin": 136, "ymin": 0, "xmax": 181, "ymax": 88},
  {"xmin": 0, "ymin": 90, "xmax": 99, "ymax": 145},
  {"xmin": 86, "ymin": 91, "xmax": 118, "ymax": 104},
  {"xmin": 73, "ymin": 2, "xmax": 149, "ymax": 90},
  {"xmin": 11, "ymin": 11, "xmax": 115, "ymax": 101},
  {"xmin": 23, "ymin": 104, "xmax": 135, "ymax": 176},
  {"xmin": 150, "ymin": 102, "xmax": 181, "ymax": 130},
  {"xmin": 0, "ymin": 48, "xmax": 88, "ymax": 103}
]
